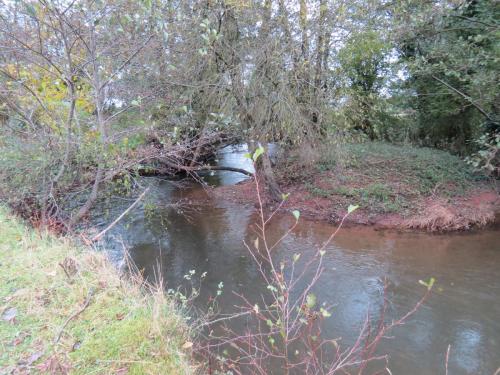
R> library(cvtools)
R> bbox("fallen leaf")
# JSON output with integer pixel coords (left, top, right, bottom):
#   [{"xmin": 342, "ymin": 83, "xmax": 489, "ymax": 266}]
[
  {"xmin": 11, "ymin": 332, "xmax": 29, "ymax": 346},
  {"xmin": 36, "ymin": 354, "xmax": 71, "ymax": 374},
  {"xmin": 2, "ymin": 307, "xmax": 17, "ymax": 323},
  {"xmin": 27, "ymin": 351, "xmax": 43, "ymax": 366},
  {"xmin": 18, "ymin": 350, "xmax": 43, "ymax": 366},
  {"xmin": 115, "ymin": 312, "xmax": 125, "ymax": 321},
  {"xmin": 182, "ymin": 341, "xmax": 193, "ymax": 349},
  {"xmin": 71, "ymin": 341, "xmax": 81, "ymax": 351}
]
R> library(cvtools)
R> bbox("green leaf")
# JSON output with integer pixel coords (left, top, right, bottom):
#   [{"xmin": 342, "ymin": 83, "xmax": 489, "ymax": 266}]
[
  {"xmin": 306, "ymin": 293, "xmax": 316, "ymax": 309},
  {"xmin": 252, "ymin": 146, "xmax": 265, "ymax": 162},
  {"xmin": 293, "ymin": 253, "xmax": 301, "ymax": 262},
  {"xmin": 25, "ymin": 4, "xmax": 37, "ymax": 17},
  {"xmin": 267, "ymin": 285, "xmax": 277, "ymax": 293},
  {"xmin": 347, "ymin": 204, "xmax": 359, "ymax": 214},
  {"xmin": 320, "ymin": 307, "xmax": 331, "ymax": 318},
  {"xmin": 281, "ymin": 192, "xmax": 290, "ymax": 201},
  {"xmin": 418, "ymin": 277, "xmax": 436, "ymax": 290},
  {"xmin": 292, "ymin": 210, "xmax": 300, "ymax": 221},
  {"xmin": 243, "ymin": 152, "xmax": 252, "ymax": 159}
]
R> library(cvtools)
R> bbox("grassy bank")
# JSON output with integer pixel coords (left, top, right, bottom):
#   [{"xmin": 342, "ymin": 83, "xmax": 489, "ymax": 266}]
[
  {"xmin": 285, "ymin": 142, "xmax": 498, "ymax": 229},
  {"xmin": 217, "ymin": 142, "xmax": 498, "ymax": 231},
  {"xmin": 301, "ymin": 142, "xmax": 483, "ymax": 212},
  {"xmin": 0, "ymin": 207, "xmax": 195, "ymax": 374}
]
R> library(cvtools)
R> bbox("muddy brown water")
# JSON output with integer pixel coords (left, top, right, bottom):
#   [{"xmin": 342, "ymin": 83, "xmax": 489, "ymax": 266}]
[{"xmin": 97, "ymin": 145, "xmax": 500, "ymax": 374}]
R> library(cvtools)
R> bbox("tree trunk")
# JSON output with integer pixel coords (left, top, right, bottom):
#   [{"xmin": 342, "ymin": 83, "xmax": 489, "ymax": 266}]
[
  {"xmin": 249, "ymin": 141, "xmax": 281, "ymax": 202},
  {"xmin": 312, "ymin": 0, "xmax": 328, "ymax": 129},
  {"xmin": 299, "ymin": 0, "xmax": 309, "ymax": 60},
  {"xmin": 259, "ymin": 149, "xmax": 281, "ymax": 202},
  {"xmin": 69, "ymin": 24, "xmax": 106, "ymax": 229},
  {"xmin": 221, "ymin": 3, "xmax": 281, "ymax": 203}
]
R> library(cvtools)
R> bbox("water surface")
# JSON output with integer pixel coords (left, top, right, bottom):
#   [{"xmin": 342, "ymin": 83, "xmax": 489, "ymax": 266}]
[{"xmin": 99, "ymin": 145, "xmax": 500, "ymax": 374}]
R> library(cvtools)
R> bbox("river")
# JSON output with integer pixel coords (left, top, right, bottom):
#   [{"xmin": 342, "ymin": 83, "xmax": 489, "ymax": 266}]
[{"xmin": 97, "ymin": 145, "xmax": 500, "ymax": 374}]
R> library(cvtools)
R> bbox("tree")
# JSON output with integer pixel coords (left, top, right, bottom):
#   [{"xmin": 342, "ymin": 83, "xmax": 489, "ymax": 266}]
[
  {"xmin": 395, "ymin": 0, "xmax": 499, "ymax": 154},
  {"xmin": 0, "ymin": 0, "xmax": 154, "ymax": 226},
  {"xmin": 338, "ymin": 30, "xmax": 388, "ymax": 139}
]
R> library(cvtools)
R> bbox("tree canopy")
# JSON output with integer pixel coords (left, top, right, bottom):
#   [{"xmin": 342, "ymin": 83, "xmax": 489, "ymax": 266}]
[{"xmin": 0, "ymin": 0, "xmax": 498, "ymax": 225}]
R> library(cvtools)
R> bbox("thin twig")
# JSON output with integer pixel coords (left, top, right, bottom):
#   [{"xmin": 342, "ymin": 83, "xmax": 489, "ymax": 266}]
[
  {"xmin": 91, "ymin": 187, "xmax": 150, "ymax": 242},
  {"xmin": 54, "ymin": 288, "xmax": 94, "ymax": 344},
  {"xmin": 432, "ymin": 75, "xmax": 493, "ymax": 121},
  {"xmin": 445, "ymin": 344, "xmax": 451, "ymax": 375},
  {"xmin": 195, "ymin": 311, "xmax": 252, "ymax": 330},
  {"xmin": 58, "ymin": 262, "xmax": 72, "ymax": 281}
]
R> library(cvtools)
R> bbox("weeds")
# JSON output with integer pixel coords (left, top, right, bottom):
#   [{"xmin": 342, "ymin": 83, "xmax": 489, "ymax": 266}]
[{"xmin": 338, "ymin": 142, "xmax": 478, "ymax": 196}]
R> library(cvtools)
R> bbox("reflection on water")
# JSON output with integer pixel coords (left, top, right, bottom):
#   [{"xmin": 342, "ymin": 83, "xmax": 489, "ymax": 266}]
[
  {"xmin": 97, "ymin": 146, "xmax": 500, "ymax": 375},
  {"xmin": 214, "ymin": 144, "xmax": 254, "ymax": 185}
]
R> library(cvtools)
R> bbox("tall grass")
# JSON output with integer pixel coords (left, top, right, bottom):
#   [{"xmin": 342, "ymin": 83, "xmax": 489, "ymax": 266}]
[{"xmin": 0, "ymin": 206, "xmax": 195, "ymax": 374}]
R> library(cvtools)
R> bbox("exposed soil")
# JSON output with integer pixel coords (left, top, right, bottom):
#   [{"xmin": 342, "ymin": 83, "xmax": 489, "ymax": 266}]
[{"xmin": 213, "ymin": 178, "xmax": 499, "ymax": 232}]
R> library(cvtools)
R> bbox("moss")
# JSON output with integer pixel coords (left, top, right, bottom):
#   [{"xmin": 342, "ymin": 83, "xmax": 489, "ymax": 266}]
[{"xmin": 0, "ymin": 207, "xmax": 195, "ymax": 374}]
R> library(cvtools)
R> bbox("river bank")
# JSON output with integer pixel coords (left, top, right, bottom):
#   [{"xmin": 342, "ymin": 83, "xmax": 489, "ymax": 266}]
[
  {"xmin": 0, "ymin": 206, "xmax": 195, "ymax": 374},
  {"xmin": 214, "ymin": 143, "xmax": 499, "ymax": 231}
]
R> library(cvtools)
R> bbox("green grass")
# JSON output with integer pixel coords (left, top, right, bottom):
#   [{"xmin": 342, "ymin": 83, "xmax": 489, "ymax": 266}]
[
  {"xmin": 0, "ymin": 207, "xmax": 195, "ymax": 374},
  {"xmin": 307, "ymin": 182, "xmax": 404, "ymax": 213},
  {"xmin": 299, "ymin": 142, "xmax": 489, "ymax": 215},
  {"xmin": 337, "ymin": 142, "xmax": 479, "ymax": 195}
]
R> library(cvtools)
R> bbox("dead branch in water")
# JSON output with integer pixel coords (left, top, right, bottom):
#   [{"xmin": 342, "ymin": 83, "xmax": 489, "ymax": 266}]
[
  {"xmin": 128, "ymin": 131, "xmax": 254, "ymax": 178},
  {"xmin": 175, "ymin": 165, "xmax": 252, "ymax": 176},
  {"xmin": 91, "ymin": 187, "xmax": 150, "ymax": 242}
]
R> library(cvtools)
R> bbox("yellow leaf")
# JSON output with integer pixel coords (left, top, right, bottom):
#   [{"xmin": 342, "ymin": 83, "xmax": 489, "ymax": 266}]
[{"xmin": 182, "ymin": 341, "xmax": 193, "ymax": 349}]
